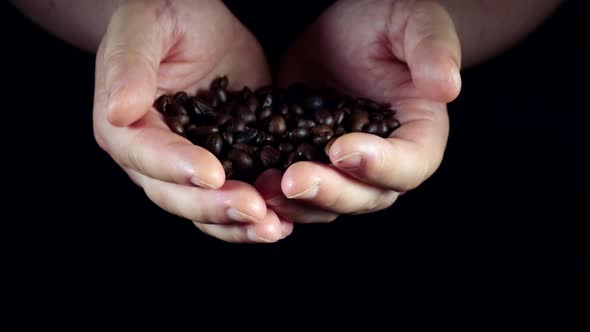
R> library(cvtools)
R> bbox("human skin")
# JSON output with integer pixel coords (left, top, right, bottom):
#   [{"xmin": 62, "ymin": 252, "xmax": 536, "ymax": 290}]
[{"xmin": 12, "ymin": 0, "xmax": 563, "ymax": 242}]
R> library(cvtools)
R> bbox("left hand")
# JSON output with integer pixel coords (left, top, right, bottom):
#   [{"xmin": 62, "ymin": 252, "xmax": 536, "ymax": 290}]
[{"xmin": 256, "ymin": 0, "xmax": 462, "ymax": 223}]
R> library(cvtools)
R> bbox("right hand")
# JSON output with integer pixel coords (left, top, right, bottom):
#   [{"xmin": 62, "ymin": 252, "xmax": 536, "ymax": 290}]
[{"xmin": 93, "ymin": 0, "xmax": 291, "ymax": 243}]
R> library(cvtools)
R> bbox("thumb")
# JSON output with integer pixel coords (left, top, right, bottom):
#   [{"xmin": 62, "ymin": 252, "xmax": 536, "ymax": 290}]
[
  {"xmin": 398, "ymin": 1, "xmax": 462, "ymax": 103},
  {"xmin": 100, "ymin": 2, "xmax": 165, "ymax": 127}
]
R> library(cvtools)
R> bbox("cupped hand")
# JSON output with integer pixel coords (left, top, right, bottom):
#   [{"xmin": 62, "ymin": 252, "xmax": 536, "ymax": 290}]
[
  {"xmin": 257, "ymin": 0, "xmax": 461, "ymax": 223},
  {"xmin": 93, "ymin": 0, "xmax": 291, "ymax": 243}
]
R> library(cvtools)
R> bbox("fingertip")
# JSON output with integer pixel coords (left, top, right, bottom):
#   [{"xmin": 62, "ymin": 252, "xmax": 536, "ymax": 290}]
[
  {"xmin": 224, "ymin": 181, "xmax": 268, "ymax": 222},
  {"xmin": 412, "ymin": 50, "xmax": 462, "ymax": 103},
  {"xmin": 281, "ymin": 162, "xmax": 320, "ymax": 199}
]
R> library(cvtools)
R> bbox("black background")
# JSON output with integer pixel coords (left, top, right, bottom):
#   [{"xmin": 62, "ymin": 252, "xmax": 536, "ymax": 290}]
[{"xmin": 2, "ymin": 0, "xmax": 589, "ymax": 323}]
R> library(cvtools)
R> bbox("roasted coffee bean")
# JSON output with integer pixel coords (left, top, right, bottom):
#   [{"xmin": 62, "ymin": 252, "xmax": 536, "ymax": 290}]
[
  {"xmin": 385, "ymin": 115, "xmax": 400, "ymax": 130},
  {"xmin": 289, "ymin": 104, "xmax": 305, "ymax": 116},
  {"xmin": 176, "ymin": 113, "xmax": 191, "ymax": 126},
  {"xmin": 277, "ymin": 141, "xmax": 294, "ymax": 153},
  {"xmin": 297, "ymin": 119, "xmax": 316, "ymax": 128},
  {"xmin": 246, "ymin": 94, "xmax": 260, "ymax": 112},
  {"xmin": 261, "ymin": 93, "xmax": 273, "ymax": 108},
  {"xmin": 155, "ymin": 94, "xmax": 173, "ymax": 112},
  {"xmin": 166, "ymin": 118, "xmax": 185, "ymax": 135},
  {"xmin": 187, "ymin": 125, "xmax": 219, "ymax": 137},
  {"xmin": 333, "ymin": 108, "xmax": 347, "ymax": 125},
  {"xmin": 204, "ymin": 133, "xmax": 223, "ymax": 156},
  {"xmin": 288, "ymin": 127, "xmax": 310, "ymax": 141},
  {"xmin": 277, "ymin": 104, "xmax": 289, "ymax": 117},
  {"xmin": 222, "ymin": 160, "xmax": 234, "ymax": 179},
  {"xmin": 224, "ymin": 119, "xmax": 246, "ymax": 133},
  {"xmin": 227, "ymin": 149, "xmax": 254, "ymax": 170},
  {"xmin": 165, "ymin": 103, "xmax": 186, "ymax": 117},
  {"xmin": 375, "ymin": 120, "xmax": 389, "ymax": 137},
  {"xmin": 193, "ymin": 98, "xmax": 215, "ymax": 116},
  {"xmin": 350, "ymin": 110, "xmax": 369, "ymax": 132},
  {"xmin": 364, "ymin": 122, "xmax": 380, "ymax": 135},
  {"xmin": 237, "ymin": 108, "xmax": 257, "ymax": 124},
  {"xmin": 269, "ymin": 115, "xmax": 287, "ymax": 136},
  {"xmin": 235, "ymin": 128, "xmax": 259, "ymax": 144},
  {"xmin": 258, "ymin": 107, "xmax": 273, "ymax": 121},
  {"xmin": 174, "ymin": 91, "xmax": 189, "ymax": 104},
  {"xmin": 312, "ymin": 133, "xmax": 334, "ymax": 146},
  {"xmin": 370, "ymin": 111, "xmax": 386, "ymax": 121},
  {"xmin": 297, "ymin": 142, "xmax": 321, "ymax": 161},
  {"xmin": 232, "ymin": 143, "xmax": 258, "ymax": 156},
  {"xmin": 311, "ymin": 125, "xmax": 334, "ymax": 137},
  {"xmin": 211, "ymin": 76, "xmax": 229, "ymax": 90},
  {"xmin": 335, "ymin": 97, "xmax": 352, "ymax": 109},
  {"xmin": 215, "ymin": 88, "xmax": 228, "ymax": 104},
  {"xmin": 255, "ymin": 85, "xmax": 273, "ymax": 97},
  {"xmin": 303, "ymin": 94, "xmax": 325, "ymax": 110},
  {"xmin": 314, "ymin": 109, "xmax": 335, "ymax": 127},
  {"xmin": 239, "ymin": 86, "xmax": 253, "ymax": 101},
  {"xmin": 283, "ymin": 151, "xmax": 300, "ymax": 169},
  {"xmin": 260, "ymin": 146, "xmax": 281, "ymax": 168},
  {"xmin": 356, "ymin": 97, "xmax": 380, "ymax": 110},
  {"xmin": 221, "ymin": 131, "xmax": 234, "ymax": 145},
  {"xmin": 254, "ymin": 131, "xmax": 276, "ymax": 146},
  {"xmin": 211, "ymin": 113, "xmax": 232, "ymax": 126},
  {"xmin": 334, "ymin": 125, "xmax": 347, "ymax": 136}
]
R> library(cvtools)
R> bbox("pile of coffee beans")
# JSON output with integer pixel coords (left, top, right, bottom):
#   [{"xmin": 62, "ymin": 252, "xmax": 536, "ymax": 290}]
[{"xmin": 155, "ymin": 76, "xmax": 401, "ymax": 182}]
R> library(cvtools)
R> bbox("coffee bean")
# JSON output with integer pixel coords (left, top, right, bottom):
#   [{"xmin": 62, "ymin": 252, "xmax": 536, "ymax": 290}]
[
  {"xmin": 221, "ymin": 131, "xmax": 234, "ymax": 145},
  {"xmin": 237, "ymin": 108, "xmax": 257, "ymax": 124},
  {"xmin": 312, "ymin": 133, "xmax": 334, "ymax": 146},
  {"xmin": 350, "ymin": 110, "xmax": 369, "ymax": 132},
  {"xmin": 314, "ymin": 109, "xmax": 335, "ymax": 127},
  {"xmin": 289, "ymin": 104, "xmax": 305, "ymax": 116},
  {"xmin": 211, "ymin": 113, "xmax": 232, "ymax": 126},
  {"xmin": 370, "ymin": 111, "xmax": 386, "ymax": 121},
  {"xmin": 258, "ymin": 107, "xmax": 273, "ymax": 121},
  {"xmin": 176, "ymin": 113, "xmax": 191, "ymax": 126},
  {"xmin": 222, "ymin": 160, "xmax": 234, "ymax": 179},
  {"xmin": 375, "ymin": 120, "xmax": 390, "ymax": 137},
  {"xmin": 216, "ymin": 88, "xmax": 228, "ymax": 104},
  {"xmin": 277, "ymin": 104, "xmax": 289, "ymax": 117},
  {"xmin": 186, "ymin": 125, "xmax": 219, "ymax": 137},
  {"xmin": 334, "ymin": 125, "xmax": 347, "ymax": 136},
  {"xmin": 155, "ymin": 94, "xmax": 173, "ymax": 113},
  {"xmin": 174, "ymin": 91, "xmax": 189, "ymax": 104},
  {"xmin": 275, "ymin": 144, "xmax": 291, "ymax": 155},
  {"xmin": 193, "ymin": 98, "xmax": 215, "ymax": 116},
  {"xmin": 364, "ymin": 122, "xmax": 380, "ymax": 135},
  {"xmin": 227, "ymin": 149, "xmax": 254, "ymax": 170},
  {"xmin": 165, "ymin": 102, "xmax": 186, "ymax": 118},
  {"xmin": 333, "ymin": 108, "xmax": 347, "ymax": 125},
  {"xmin": 261, "ymin": 93, "xmax": 273, "ymax": 108},
  {"xmin": 235, "ymin": 128, "xmax": 258, "ymax": 144},
  {"xmin": 283, "ymin": 151, "xmax": 300, "ymax": 169},
  {"xmin": 385, "ymin": 115, "xmax": 400, "ymax": 130},
  {"xmin": 311, "ymin": 125, "xmax": 334, "ymax": 137},
  {"xmin": 246, "ymin": 94, "xmax": 260, "ymax": 112},
  {"xmin": 211, "ymin": 76, "xmax": 229, "ymax": 90},
  {"xmin": 166, "ymin": 118, "xmax": 185, "ymax": 135},
  {"xmin": 297, "ymin": 119, "xmax": 316, "ymax": 128},
  {"xmin": 254, "ymin": 131, "xmax": 276, "ymax": 146},
  {"xmin": 303, "ymin": 94, "xmax": 325, "ymax": 110},
  {"xmin": 204, "ymin": 133, "xmax": 223, "ymax": 156},
  {"xmin": 224, "ymin": 119, "xmax": 246, "ymax": 133},
  {"xmin": 232, "ymin": 143, "xmax": 258, "ymax": 156},
  {"xmin": 297, "ymin": 142, "xmax": 321, "ymax": 161},
  {"xmin": 260, "ymin": 146, "xmax": 281, "ymax": 168},
  {"xmin": 288, "ymin": 127, "xmax": 310, "ymax": 141},
  {"xmin": 269, "ymin": 115, "xmax": 287, "ymax": 136}
]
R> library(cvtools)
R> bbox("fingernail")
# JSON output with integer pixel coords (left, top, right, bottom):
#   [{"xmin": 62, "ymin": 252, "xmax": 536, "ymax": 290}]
[
  {"xmin": 286, "ymin": 183, "xmax": 319, "ymax": 199},
  {"xmin": 191, "ymin": 176, "xmax": 216, "ymax": 189},
  {"xmin": 227, "ymin": 207, "xmax": 259, "ymax": 223},
  {"xmin": 280, "ymin": 222, "xmax": 292, "ymax": 239},
  {"xmin": 334, "ymin": 152, "xmax": 363, "ymax": 170},
  {"xmin": 247, "ymin": 228, "xmax": 274, "ymax": 243}
]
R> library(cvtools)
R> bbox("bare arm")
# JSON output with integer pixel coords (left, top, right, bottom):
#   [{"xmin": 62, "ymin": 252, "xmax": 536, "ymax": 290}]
[
  {"xmin": 9, "ymin": 0, "xmax": 123, "ymax": 52},
  {"xmin": 435, "ymin": 0, "xmax": 564, "ymax": 67}
]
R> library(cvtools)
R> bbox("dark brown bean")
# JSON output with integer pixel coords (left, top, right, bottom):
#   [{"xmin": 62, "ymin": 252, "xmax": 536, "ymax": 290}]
[
  {"xmin": 238, "ymin": 109, "xmax": 257, "ymax": 124},
  {"xmin": 350, "ymin": 110, "xmax": 369, "ymax": 132},
  {"xmin": 193, "ymin": 98, "xmax": 215, "ymax": 116},
  {"xmin": 297, "ymin": 142, "xmax": 321, "ymax": 161},
  {"xmin": 363, "ymin": 122, "xmax": 380, "ymax": 135},
  {"xmin": 211, "ymin": 76, "xmax": 229, "ymax": 90},
  {"xmin": 224, "ymin": 119, "xmax": 246, "ymax": 133},
  {"xmin": 222, "ymin": 160, "xmax": 234, "ymax": 179},
  {"xmin": 333, "ymin": 108, "xmax": 347, "ymax": 125},
  {"xmin": 260, "ymin": 146, "xmax": 281, "ymax": 168},
  {"xmin": 277, "ymin": 104, "xmax": 289, "ymax": 117},
  {"xmin": 297, "ymin": 119, "xmax": 316, "ymax": 128},
  {"xmin": 288, "ymin": 127, "xmax": 310, "ymax": 141},
  {"xmin": 375, "ymin": 120, "xmax": 390, "ymax": 137},
  {"xmin": 289, "ymin": 104, "xmax": 305, "ymax": 116},
  {"xmin": 269, "ymin": 115, "xmax": 287, "ymax": 136},
  {"xmin": 211, "ymin": 113, "xmax": 232, "ymax": 126},
  {"xmin": 165, "ymin": 103, "xmax": 186, "ymax": 117},
  {"xmin": 155, "ymin": 94, "xmax": 173, "ymax": 113},
  {"xmin": 221, "ymin": 131, "xmax": 234, "ymax": 145},
  {"xmin": 204, "ymin": 133, "xmax": 223, "ymax": 156},
  {"xmin": 311, "ymin": 125, "xmax": 334, "ymax": 137},
  {"xmin": 174, "ymin": 91, "xmax": 189, "ymax": 104},
  {"xmin": 227, "ymin": 149, "xmax": 254, "ymax": 170},
  {"xmin": 283, "ymin": 151, "xmax": 300, "ymax": 169},
  {"xmin": 258, "ymin": 107, "xmax": 273, "ymax": 121},
  {"xmin": 385, "ymin": 114, "xmax": 401, "ymax": 130},
  {"xmin": 189, "ymin": 126, "xmax": 219, "ymax": 136},
  {"xmin": 166, "ymin": 118, "xmax": 185, "ymax": 135},
  {"xmin": 312, "ymin": 133, "xmax": 334, "ymax": 146},
  {"xmin": 261, "ymin": 93, "xmax": 273, "ymax": 108},
  {"xmin": 176, "ymin": 113, "xmax": 191, "ymax": 126},
  {"xmin": 278, "ymin": 141, "xmax": 295, "ymax": 153},
  {"xmin": 232, "ymin": 143, "xmax": 258, "ymax": 156},
  {"xmin": 314, "ymin": 109, "xmax": 335, "ymax": 127},
  {"xmin": 303, "ymin": 94, "xmax": 325, "ymax": 110},
  {"xmin": 254, "ymin": 131, "xmax": 276, "ymax": 146},
  {"xmin": 216, "ymin": 88, "xmax": 228, "ymax": 104},
  {"xmin": 246, "ymin": 94, "xmax": 260, "ymax": 112},
  {"xmin": 235, "ymin": 128, "xmax": 258, "ymax": 144}
]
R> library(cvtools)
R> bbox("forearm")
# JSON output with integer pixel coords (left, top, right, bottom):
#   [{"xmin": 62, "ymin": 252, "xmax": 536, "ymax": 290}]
[
  {"xmin": 9, "ymin": 0, "xmax": 123, "ymax": 52},
  {"xmin": 434, "ymin": 0, "xmax": 564, "ymax": 68}
]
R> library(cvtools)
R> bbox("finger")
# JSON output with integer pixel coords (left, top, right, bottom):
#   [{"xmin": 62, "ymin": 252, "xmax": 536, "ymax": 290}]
[
  {"xmin": 328, "ymin": 99, "xmax": 449, "ymax": 192},
  {"xmin": 129, "ymin": 171, "xmax": 266, "ymax": 224},
  {"xmin": 255, "ymin": 169, "xmax": 339, "ymax": 223},
  {"xmin": 193, "ymin": 210, "xmax": 290, "ymax": 243},
  {"xmin": 101, "ymin": 111, "xmax": 225, "ymax": 188},
  {"xmin": 100, "ymin": 1, "xmax": 170, "ymax": 127},
  {"xmin": 392, "ymin": 1, "xmax": 462, "ymax": 102},
  {"xmin": 281, "ymin": 162, "xmax": 399, "ymax": 214}
]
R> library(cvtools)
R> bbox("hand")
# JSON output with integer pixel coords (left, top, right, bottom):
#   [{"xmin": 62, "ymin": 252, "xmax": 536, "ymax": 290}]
[
  {"xmin": 256, "ymin": 0, "xmax": 461, "ymax": 223},
  {"xmin": 93, "ymin": 0, "xmax": 291, "ymax": 243}
]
